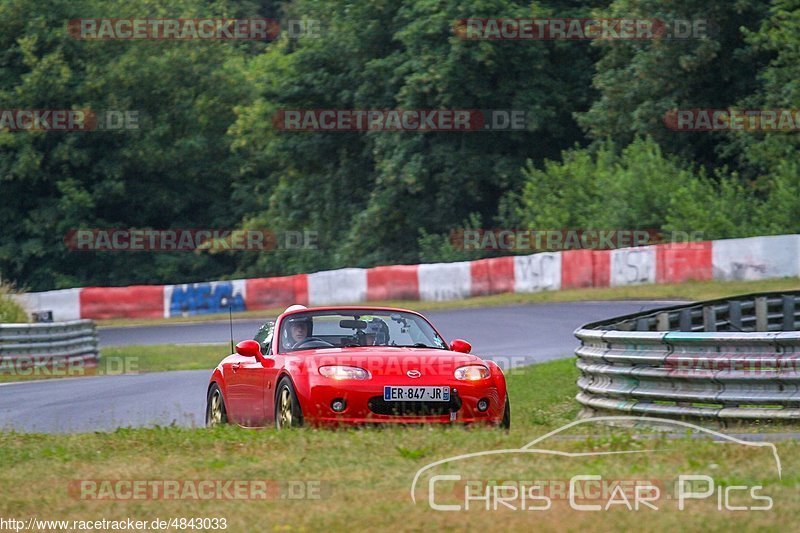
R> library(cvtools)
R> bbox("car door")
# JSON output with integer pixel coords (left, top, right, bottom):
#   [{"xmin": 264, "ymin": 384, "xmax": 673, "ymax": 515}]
[
  {"xmin": 225, "ymin": 354, "xmax": 266, "ymax": 426},
  {"xmin": 233, "ymin": 358, "xmax": 267, "ymax": 426},
  {"xmin": 223, "ymin": 355, "xmax": 248, "ymax": 424}
]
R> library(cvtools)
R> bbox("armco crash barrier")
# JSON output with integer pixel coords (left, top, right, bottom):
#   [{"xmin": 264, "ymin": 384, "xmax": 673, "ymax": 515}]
[
  {"xmin": 0, "ymin": 320, "xmax": 99, "ymax": 371},
  {"xmin": 575, "ymin": 292, "xmax": 800, "ymax": 420},
  {"xmin": 11, "ymin": 234, "xmax": 800, "ymax": 320}
]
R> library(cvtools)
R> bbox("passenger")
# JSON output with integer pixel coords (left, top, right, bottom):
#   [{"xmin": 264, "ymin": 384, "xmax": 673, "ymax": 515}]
[{"xmin": 363, "ymin": 318, "xmax": 390, "ymax": 346}]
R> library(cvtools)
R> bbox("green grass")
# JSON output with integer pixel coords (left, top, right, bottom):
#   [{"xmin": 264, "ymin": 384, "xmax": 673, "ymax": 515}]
[
  {"xmin": 0, "ymin": 357, "xmax": 797, "ymax": 531},
  {"xmin": 102, "ymin": 343, "xmax": 227, "ymax": 373},
  {"xmin": 97, "ymin": 276, "xmax": 800, "ymax": 327}
]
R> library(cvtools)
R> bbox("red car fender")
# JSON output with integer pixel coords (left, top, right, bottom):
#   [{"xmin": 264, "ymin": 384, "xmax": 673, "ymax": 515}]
[
  {"xmin": 208, "ymin": 364, "xmax": 227, "ymax": 398},
  {"xmin": 485, "ymin": 360, "xmax": 509, "ymax": 404}
]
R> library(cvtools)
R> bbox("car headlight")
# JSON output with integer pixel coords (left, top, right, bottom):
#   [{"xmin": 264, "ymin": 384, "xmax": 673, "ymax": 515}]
[
  {"xmin": 454, "ymin": 365, "xmax": 490, "ymax": 381},
  {"xmin": 319, "ymin": 365, "xmax": 371, "ymax": 380}
]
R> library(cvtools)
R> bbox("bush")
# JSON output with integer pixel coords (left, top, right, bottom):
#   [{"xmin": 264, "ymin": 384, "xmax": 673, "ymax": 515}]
[
  {"xmin": 506, "ymin": 136, "xmax": 777, "ymax": 241},
  {"xmin": 0, "ymin": 283, "xmax": 28, "ymax": 323}
]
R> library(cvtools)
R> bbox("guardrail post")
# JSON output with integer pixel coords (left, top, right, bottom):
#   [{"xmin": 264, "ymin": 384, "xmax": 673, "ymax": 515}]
[
  {"xmin": 728, "ymin": 300, "xmax": 742, "ymax": 331},
  {"xmin": 702, "ymin": 306, "xmax": 717, "ymax": 332},
  {"xmin": 656, "ymin": 313, "xmax": 670, "ymax": 332},
  {"xmin": 679, "ymin": 309, "xmax": 691, "ymax": 332},
  {"xmin": 783, "ymin": 295, "xmax": 795, "ymax": 331},
  {"xmin": 755, "ymin": 297, "xmax": 768, "ymax": 332}
]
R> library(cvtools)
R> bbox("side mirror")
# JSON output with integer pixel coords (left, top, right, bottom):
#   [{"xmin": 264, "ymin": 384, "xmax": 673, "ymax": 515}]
[
  {"xmin": 235, "ymin": 340, "xmax": 262, "ymax": 358},
  {"xmin": 449, "ymin": 339, "xmax": 472, "ymax": 354}
]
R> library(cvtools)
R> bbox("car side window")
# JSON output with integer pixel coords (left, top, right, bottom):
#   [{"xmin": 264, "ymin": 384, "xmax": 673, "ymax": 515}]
[{"xmin": 253, "ymin": 321, "xmax": 275, "ymax": 354}]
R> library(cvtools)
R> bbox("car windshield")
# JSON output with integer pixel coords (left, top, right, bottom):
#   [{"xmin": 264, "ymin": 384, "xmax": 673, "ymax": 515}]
[{"xmin": 278, "ymin": 310, "xmax": 447, "ymax": 353}]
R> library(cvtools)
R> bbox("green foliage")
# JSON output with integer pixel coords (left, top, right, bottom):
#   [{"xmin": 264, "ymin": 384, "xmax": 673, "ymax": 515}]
[
  {"xmin": 578, "ymin": 0, "xmax": 770, "ymax": 169},
  {"xmin": 0, "ymin": 0, "xmax": 270, "ymax": 289},
  {"xmin": 229, "ymin": 0, "xmax": 600, "ymax": 276},
  {"xmin": 508, "ymin": 136, "xmax": 797, "ymax": 242},
  {"xmin": 2, "ymin": 0, "xmax": 800, "ymax": 290},
  {"xmin": 0, "ymin": 282, "xmax": 27, "ymax": 323},
  {"xmin": 729, "ymin": 0, "xmax": 800, "ymax": 179},
  {"xmin": 664, "ymin": 170, "xmax": 763, "ymax": 239},
  {"xmin": 511, "ymin": 137, "xmax": 695, "ymax": 231}
]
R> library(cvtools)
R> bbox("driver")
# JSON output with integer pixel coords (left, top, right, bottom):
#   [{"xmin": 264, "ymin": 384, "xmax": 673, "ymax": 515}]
[
  {"xmin": 289, "ymin": 319, "xmax": 309, "ymax": 344},
  {"xmin": 281, "ymin": 310, "xmax": 313, "ymax": 350}
]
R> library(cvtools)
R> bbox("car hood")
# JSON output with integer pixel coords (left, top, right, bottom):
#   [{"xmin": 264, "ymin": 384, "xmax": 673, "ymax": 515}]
[{"xmin": 296, "ymin": 347, "xmax": 484, "ymax": 377}]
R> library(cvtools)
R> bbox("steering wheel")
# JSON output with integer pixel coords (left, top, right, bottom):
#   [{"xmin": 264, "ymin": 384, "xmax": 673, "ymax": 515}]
[{"xmin": 293, "ymin": 337, "xmax": 334, "ymax": 349}]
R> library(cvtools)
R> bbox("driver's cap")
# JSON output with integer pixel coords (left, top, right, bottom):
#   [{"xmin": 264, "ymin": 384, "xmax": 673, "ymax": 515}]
[{"xmin": 283, "ymin": 304, "xmax": 307, "ymax": 314}]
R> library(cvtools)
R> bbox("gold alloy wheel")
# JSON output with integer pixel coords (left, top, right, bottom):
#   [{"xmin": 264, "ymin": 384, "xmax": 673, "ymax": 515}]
[
  {"xmin": 279, "ymin": 387, "xmax": 293, "ymax": 428},
  {"xmin": 208, "ymin": 390, "xmax": 223, "ymax": 427}
]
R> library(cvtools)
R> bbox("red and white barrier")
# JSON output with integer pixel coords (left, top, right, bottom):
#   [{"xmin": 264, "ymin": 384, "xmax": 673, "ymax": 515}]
[
  {"xmin": 246, "ymin": 274, "xmax": 308, "ymax": 310},
  {"xmin": 367, "ymin": 265, "xmax": 419, "ymax": 301},
  {"xmin": 14, "ymin": 234, "xmax": 800, "ymax": 320},
  {"xmin": 80, "ymin": 285, "xmax": 164, "ymax": 319},
  {"xmin": 610, "ymin": 246, "xmax": 657, "ymax": 287},
  {"xmin": 308, "ymin": 268, "xmax": 367, "ymax": 306},
  {"xmin": 656, "ymin": 242, "xmax": 712, "ymax": 283},
  {"xmin": 470, "ymin": 257, "xmax": 514, "ymax": 296},
  {"xmin": 513, "ymin": 252, "xmax": 561, "ymax": 292},
  {"xmin": 418, "ymin": 262, "xmax": 471, "ymax": 301}
]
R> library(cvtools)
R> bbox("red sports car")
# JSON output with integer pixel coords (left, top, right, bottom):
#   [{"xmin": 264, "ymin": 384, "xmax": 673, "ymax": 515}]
[{"xmin": 206, "ymin": 305, "xmax": 510, "ymax": 429}]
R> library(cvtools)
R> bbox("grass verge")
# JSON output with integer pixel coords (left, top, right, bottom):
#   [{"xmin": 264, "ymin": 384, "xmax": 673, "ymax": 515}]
[
  {"xmin": 0, "ymin": 358, "xmax": 796, "ymax": 530},
  {"xmin": 97, "ymin": 277, "xmax": 800, "ymax": 327}
]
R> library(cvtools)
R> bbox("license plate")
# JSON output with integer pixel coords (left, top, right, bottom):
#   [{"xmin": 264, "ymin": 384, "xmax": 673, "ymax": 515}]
[{"xmin": 383, "ymin": 386, "xmax": 449, "ymax": 402}]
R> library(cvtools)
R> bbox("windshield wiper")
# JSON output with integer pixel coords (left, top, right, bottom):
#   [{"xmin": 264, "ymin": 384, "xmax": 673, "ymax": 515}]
[{"xmin": 392, "ymin": 343, "xmax": 435, "ymax": 348}]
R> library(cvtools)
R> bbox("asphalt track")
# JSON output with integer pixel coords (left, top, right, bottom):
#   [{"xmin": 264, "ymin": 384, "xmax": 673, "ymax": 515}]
[{"xmin": 0, "ymin": 301, "xmax": 679, "ymax": 433}]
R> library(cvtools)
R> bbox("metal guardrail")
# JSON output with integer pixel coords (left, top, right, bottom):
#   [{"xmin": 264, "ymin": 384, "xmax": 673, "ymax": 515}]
[
  {"xmin": 574, "ymin": 292, "xmax": 800, "ymax": 421},
  {"xmin": 0, "ymin": 320, "xmax": 99, "ymax": 369}
]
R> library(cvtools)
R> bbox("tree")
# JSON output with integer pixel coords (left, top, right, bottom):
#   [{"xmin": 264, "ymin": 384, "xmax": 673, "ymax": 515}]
[
  {"xmin": 0, "ymin": 0, "xmax": 264, "ymax": 289},
  {"xmin": 578, "ymin": 0, "xmax": 770, "ymax": 169},
  {"xmin": 230, "ymin": 0, "xmax": 601, "ymax": 275}
]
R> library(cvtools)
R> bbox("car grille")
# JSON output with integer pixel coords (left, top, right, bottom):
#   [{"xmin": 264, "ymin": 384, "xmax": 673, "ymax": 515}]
[{"xmin": 368, "ymin": 391, "xmax": 462, "ymax": 417}]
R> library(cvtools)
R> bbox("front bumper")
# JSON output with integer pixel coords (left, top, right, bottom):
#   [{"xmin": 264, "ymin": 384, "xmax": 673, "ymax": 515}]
[{"xmin": 302, "ymin": 380, "xmax": 505, "ymax": 427}]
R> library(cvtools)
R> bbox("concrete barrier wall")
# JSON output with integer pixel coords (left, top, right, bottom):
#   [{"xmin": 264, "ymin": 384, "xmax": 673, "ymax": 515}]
[
  {"xmin": 13, "ymin": 288, "xmax": 81, "ymax": 322},
  {"xmin": 308, "ymin": 268, "xmax": 367, "ymax": 306},
  {"xmin": 418, "ymin": 262, "xmax": 472, "ymax": 301},
  {"xmin": 14, "ymin": 234, "xmax": 800, "ymax": 320},
  {"xmin": 712, "ymin": 234, "xmax": 800, "ymax": 281},
  {"xmin": 610, "ymin": 246, "xmax": 657, "ymax": 287},
  {"xmin": 513, "ymin": 252, "xmax": 562, "ymax": 292}
]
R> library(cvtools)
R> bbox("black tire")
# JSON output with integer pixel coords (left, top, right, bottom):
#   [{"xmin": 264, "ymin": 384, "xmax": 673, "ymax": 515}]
[
  {"xmin": 206, "ymin": 383, "xmax": 228, "ymax": 427},
  {"xmin": 275, "ymin": 377, "xmax": 304, "ymax": 429},
  {"xmin": 500, "ymin": 396, "xmax": 511, "ymax": 430}
]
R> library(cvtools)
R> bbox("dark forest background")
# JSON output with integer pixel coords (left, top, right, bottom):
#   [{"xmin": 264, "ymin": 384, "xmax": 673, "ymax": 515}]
[{"xmin": 2, "ymin": 0, "xmax": 799, "ymax": 290}]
